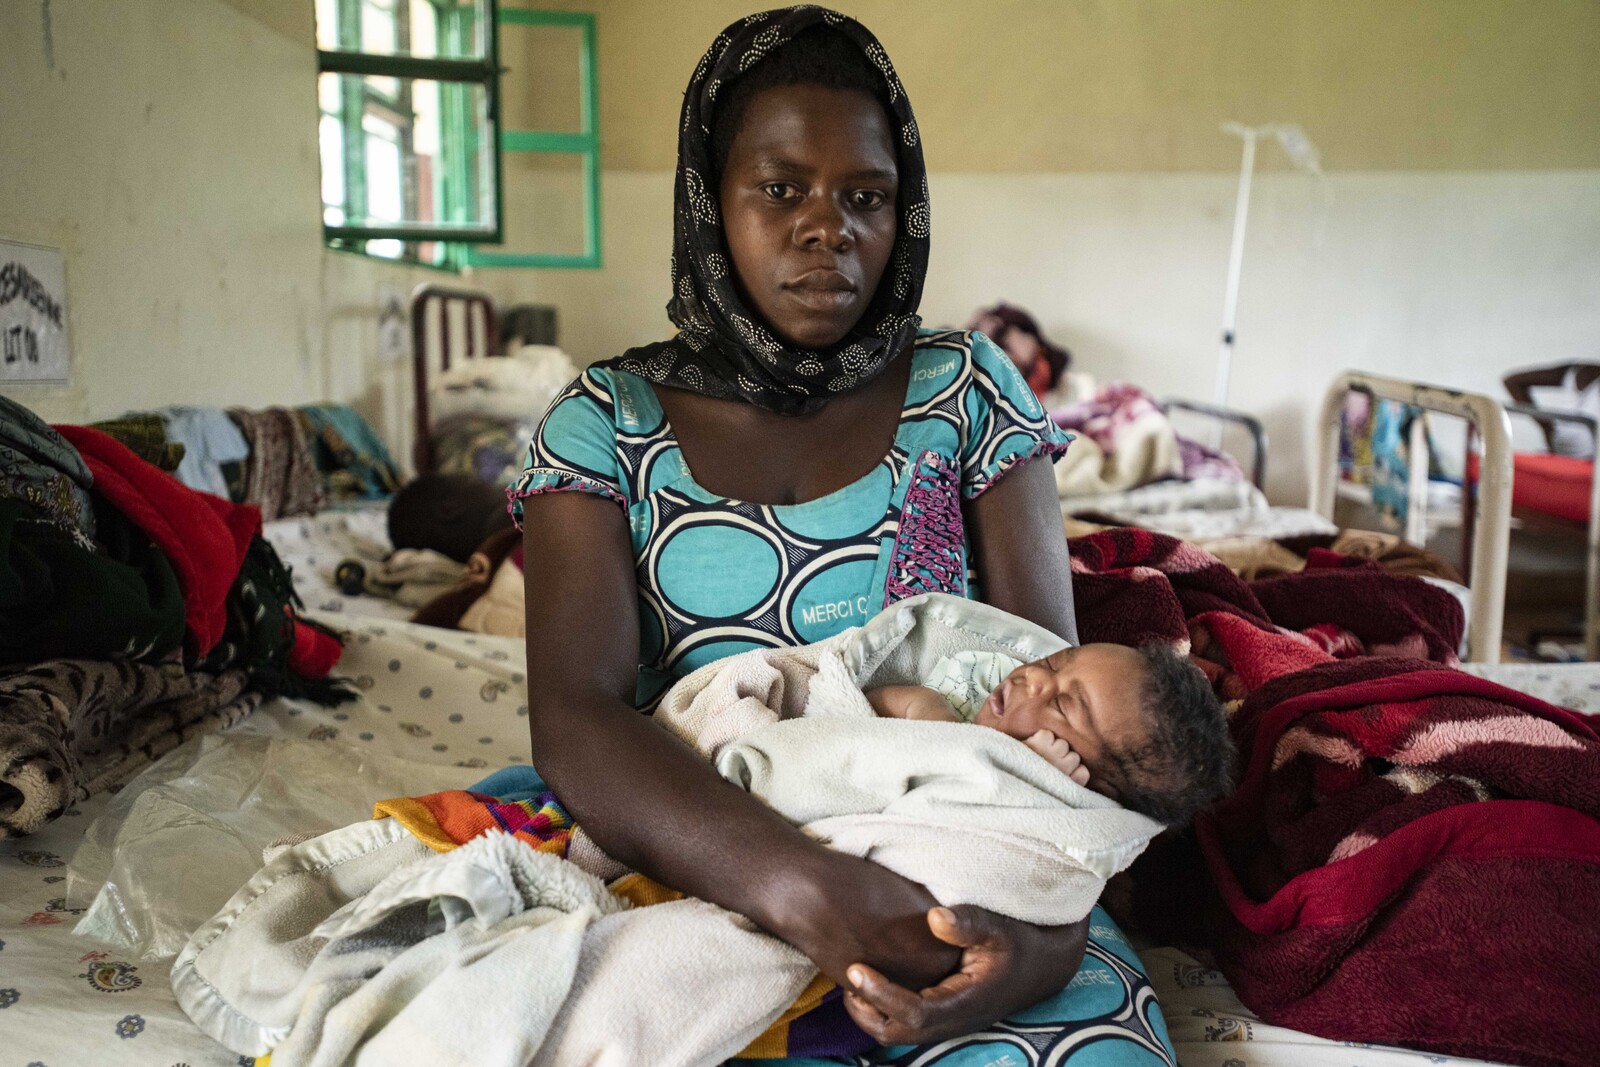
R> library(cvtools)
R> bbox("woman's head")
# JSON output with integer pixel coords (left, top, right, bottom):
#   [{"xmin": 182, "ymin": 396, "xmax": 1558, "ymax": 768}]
[
  {"xmin": 711, "ymin": 29, "xmax": 899, "ymax": 348},
  {"xmin": 617, "ymin": 8, "xmax": 929, "ymax": 416}
]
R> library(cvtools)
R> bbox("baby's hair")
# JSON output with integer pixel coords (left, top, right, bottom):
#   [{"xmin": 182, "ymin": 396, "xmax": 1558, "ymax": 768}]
[
  {"xmin": 709, "ymin": 24, "xmax": 893, "ymax": 179},
  {"xmin": 1099, "ymin": 643, "xmax": 1234, "ymax": 825}
]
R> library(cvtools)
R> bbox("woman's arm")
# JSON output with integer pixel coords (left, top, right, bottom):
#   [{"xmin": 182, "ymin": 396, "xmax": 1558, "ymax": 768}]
[
  {"xmin": 520, "ymin": 492, "xmax": 959, "ymax": 990},
  {"xmin": 842, "ymin": 456, "xmax": 1089, "ymax": 1042},
  {"xmin": 967, "ymin": 453, "xmax": 1079, "ymax": 644},
  {"xmin": 1503, "ymin": 363, "xmax": 1571, "ymax": 406}
]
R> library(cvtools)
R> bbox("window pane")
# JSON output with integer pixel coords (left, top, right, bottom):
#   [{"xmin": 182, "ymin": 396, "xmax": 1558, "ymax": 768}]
[
  {"xmin": 501, "ymin": 22, "xmax": 585, "ymax": 135},
  {"xmin": 319, "ymin": 72, "xmax": 495, "ymax": 238},
  {"xmin": 319, "ymin": 114, "xmax": 346, "ymax": 220},
  {"xmin": 316, "ymin": 0, "xmax": 492, "ymax": 60}
]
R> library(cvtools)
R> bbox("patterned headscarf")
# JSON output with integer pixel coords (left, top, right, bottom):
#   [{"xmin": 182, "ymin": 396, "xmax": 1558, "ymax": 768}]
[{"xmin": 608, "ymin": 6, "xmax": 930, "ymax": 416}]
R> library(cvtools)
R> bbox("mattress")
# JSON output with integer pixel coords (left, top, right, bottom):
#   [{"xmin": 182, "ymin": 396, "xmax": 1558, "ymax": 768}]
[
  {"xmin": 0, "ymin": 620, "xmax": 1566, "ymax": 1067},
  {"xmin": 1063, "ymin": 478, "xmax": 1339, "ymax": 541}
]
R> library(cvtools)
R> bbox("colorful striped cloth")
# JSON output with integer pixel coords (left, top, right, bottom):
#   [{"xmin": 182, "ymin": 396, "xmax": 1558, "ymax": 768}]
[{"xmin": 371, "ymin": 782, "xmax": 852, "ymax": 1059}]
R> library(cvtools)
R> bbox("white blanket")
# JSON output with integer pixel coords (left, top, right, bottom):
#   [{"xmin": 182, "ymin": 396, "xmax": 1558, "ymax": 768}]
[{"xmin": 174, "ymin": 593, "xmax": 1163, "ymax": 1067}]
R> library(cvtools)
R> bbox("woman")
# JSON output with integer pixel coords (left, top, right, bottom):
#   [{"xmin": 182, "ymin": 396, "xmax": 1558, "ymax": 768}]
[
  {"xmin": 514, "ymin": 9, "xmax": 1155, "ymax": 1056},
  {"xmin": 969, "ymin": 302, "xmax": 1072, "ymax": 400}
]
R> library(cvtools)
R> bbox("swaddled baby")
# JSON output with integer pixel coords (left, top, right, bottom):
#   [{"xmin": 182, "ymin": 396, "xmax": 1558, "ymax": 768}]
[{"xmin": 868, "ymin": 642, "xmax": 1232, "ymax": 825}]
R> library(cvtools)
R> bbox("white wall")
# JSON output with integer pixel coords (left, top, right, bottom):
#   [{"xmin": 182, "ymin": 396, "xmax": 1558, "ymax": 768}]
[
  {"xmin": 0, "ymin": 0, "xmax": 427, "ymax": 459},
  {"xmin": 480, "ymin": 168, "xmax": 1600, "ymax": 503}
]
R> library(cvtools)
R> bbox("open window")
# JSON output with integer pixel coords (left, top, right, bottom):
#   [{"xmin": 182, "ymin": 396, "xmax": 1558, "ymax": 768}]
[{"xmin": 315, "ymin": 2, "xmax": 600, "ymax": 270}]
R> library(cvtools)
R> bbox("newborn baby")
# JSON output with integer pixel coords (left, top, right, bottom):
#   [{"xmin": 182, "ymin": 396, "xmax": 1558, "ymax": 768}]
[{"xmin": 868, "ymin": 642, "xmax": 1233, "ymax": 824}]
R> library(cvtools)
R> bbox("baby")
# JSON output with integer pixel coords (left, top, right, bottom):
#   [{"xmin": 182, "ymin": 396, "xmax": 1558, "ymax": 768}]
[{"xmin": 868, "ymin": 642, "xmax": 1233, "ymax": 825}]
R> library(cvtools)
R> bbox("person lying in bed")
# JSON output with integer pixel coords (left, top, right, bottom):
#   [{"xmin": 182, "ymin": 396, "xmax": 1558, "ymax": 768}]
[
  {"xmin": 868, "ymin": 643, "xmax": 1232, "ymax": 825},
  {"xmin": 514, "ymin": 8, "xmax": 1134, "ymax": 1051}
]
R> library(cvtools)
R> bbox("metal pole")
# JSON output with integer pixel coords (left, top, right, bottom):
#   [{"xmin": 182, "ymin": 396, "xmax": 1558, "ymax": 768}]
[{"xmin": 1214, "ymin": 126, "xmax": 1258, "ymax": 429}]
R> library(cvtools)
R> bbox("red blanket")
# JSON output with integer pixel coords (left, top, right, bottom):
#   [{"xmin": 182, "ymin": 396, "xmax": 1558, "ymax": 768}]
[
  {"xmin": 1069, "ymin": 530, "xmax": 1600, "ymax": 1067},
  {"xmin": 55, "ymin": 425, "xmax": 258, "ymax": 656}
]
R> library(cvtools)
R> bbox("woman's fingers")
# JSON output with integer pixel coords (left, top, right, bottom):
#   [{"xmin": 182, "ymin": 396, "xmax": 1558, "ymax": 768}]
[{"xmin": 842, "ymin": 906, "xmax": 1018, "ymax": 1044}]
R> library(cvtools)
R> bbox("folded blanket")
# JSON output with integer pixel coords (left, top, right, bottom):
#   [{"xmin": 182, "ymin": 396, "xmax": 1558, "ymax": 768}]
[
  {"xmin": 228, "ymin": 407, "xmax": 323, "ymax": 520},
  {"xmin": 1052, "ymin": 383, "xmax": 1183, "ymax": 497},
  {"xmin": 55, "ymin": 424, "xmax": 257, "ymax": 657},
  {"xmin": 298, "ymin": 404, "xmax": 401, "ymax": 502},
  {"xmin": 0, "ymin": 659, "xmax": 260, "ymax": 838},
  {"xmin": 1, "ymin": 394, "xmax": 96, "ymax": 541}
]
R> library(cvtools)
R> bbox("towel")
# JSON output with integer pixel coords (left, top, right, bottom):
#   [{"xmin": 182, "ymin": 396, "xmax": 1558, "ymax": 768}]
[{"xmin": 160, "ymin": 406, "xmax": 251, "ymax": 500}]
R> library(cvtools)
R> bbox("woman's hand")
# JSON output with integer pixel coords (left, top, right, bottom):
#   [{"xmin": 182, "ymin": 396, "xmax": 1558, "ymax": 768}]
[
  {"xmin": 841, "ymin": 906, "xmax": 1090, "ymax": 1046},
  {"xmin": 766, "ymin": 850, "xmax": 962, "ymax": 993}
]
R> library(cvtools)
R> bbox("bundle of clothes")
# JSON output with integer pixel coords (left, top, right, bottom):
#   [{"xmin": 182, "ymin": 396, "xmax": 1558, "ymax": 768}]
[
  {"xmin": 95, "ymin": 402, "xmax": 402, "ymax": 522},
  {"xmin": 1051, "ymin": 382, "xmax": 1247, "ymax": 497},
  {"xmin": 0, "ymin": 396, "xmax": 353, "ymax": 838}
]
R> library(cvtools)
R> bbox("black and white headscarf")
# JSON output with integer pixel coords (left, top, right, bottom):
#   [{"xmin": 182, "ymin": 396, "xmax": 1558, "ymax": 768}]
[{"xmin": 608, "ymin": 6, "xmax": 931, "ymax": 416}]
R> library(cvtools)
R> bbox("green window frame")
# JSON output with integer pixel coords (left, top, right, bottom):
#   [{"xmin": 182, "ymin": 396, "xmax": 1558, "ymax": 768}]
[
  {"xmin": 462, "ymin": 8, "xmax": 601, "ymax": 270},
  {"xmin": 317, "ymin": 0, "xmax": 503, "ymax": 254}
]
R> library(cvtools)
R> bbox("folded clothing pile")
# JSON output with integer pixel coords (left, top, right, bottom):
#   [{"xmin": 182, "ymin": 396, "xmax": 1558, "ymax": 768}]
[
  {"xmin": 0, "ymin": 396, "xmax": 351, "ymax": 838},
  {"xmin": 87, "ymin": 402, "xmax": 402, "ymax": 521}
]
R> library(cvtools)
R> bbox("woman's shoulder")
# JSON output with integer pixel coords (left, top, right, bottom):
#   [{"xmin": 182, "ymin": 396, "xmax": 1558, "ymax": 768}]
[
  {"xmin": 907, "ymin": 328, "xmax": 1046, "ymax": 414},
  {"xmin": 545, "ymin": 361, "xmax": 668, "ymax": 438}
]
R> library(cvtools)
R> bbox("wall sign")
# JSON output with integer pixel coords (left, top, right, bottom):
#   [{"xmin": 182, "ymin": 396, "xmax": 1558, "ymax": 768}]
[
  {"xmin": 377, "ymin": 284, "xmax": 409, "ymax": 364},
  {"xmin": 0, "ymin": 239, "xmax": 71, "ymax": 384}
]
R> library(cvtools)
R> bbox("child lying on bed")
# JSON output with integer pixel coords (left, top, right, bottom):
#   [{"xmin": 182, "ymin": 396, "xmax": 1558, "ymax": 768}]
[{"xmin": 867, "ymin": 642, "xmax": 1231, "ymax": 825}]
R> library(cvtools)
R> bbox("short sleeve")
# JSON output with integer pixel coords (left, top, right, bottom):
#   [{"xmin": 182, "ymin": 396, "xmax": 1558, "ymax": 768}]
[
  {"xmin": 506, "ymin": 370, "xmax": 628, "ymax": 527},
  {"xmin": 959, "ymin": 331, "xmax": 1074, "ymax": 498}
]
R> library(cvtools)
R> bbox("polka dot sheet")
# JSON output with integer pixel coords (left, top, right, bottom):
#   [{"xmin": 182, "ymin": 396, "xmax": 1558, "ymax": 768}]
[
  {"xmin": 262, "ymin": 503, "xmax": 417, "ymax": 622},
  {"xmin": 0, "ymin": 613, "xmax": 529, "ymax": 1066},
  {"xmin": 0, "ymin": 624, "xmax": 1580, "ymax": 1067}
]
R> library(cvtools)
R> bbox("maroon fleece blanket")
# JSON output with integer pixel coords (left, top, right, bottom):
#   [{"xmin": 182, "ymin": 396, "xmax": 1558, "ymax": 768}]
[{"xmin": 1068, "ymin": 530, "xmax": 1600, "ymax": 1067}]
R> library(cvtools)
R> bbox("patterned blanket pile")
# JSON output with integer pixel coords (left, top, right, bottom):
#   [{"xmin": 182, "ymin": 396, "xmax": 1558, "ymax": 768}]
[
  {"xmin": 0, "ymin": 398, "xmax": 348, "ymax": 838},
  {"xmin": 1065, "ymin": 528, "xmax": 1600, "ymax": 1067}
]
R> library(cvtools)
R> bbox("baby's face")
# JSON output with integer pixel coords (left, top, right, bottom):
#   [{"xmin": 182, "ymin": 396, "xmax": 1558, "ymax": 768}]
[{"xmin": 974, "ymin": 644, "xmax": 1150, "ymax": 799}]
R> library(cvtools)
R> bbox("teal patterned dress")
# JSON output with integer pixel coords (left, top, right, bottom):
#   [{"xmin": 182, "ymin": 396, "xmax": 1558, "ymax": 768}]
[
  {"xmin": 508, "ymin": 329, "xmax": 1178, "ymax": 1065},
  {"xmin": 509, "ymin": 329, "xmax": 1072, "ymax": 708}
]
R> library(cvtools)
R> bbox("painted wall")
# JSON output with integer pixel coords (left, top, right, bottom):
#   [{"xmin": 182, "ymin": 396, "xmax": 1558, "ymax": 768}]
[
  {"xmin": 3, "ymin": 0, "xmax": 1596, "ymax": 504},
  {"xmin": 0, "ymin": 0, "xmax": 425, "ymax": 456},
  {"xmin": 521, "ymin": 0, "xmax": 1600, "ymax": 173}
]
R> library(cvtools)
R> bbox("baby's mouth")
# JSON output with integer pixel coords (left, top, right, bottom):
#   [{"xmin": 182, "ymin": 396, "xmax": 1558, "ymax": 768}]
[{"xmin": 983, "ymin": 680, "xmax": 1010, "ymax": 721}]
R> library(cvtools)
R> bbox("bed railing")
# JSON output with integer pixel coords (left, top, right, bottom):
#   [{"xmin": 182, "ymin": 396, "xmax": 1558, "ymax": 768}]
[
  {"xmin": 1502, "ymin": 404, "xmax": 1600, "ymax": 660},
  {"xmin": 1311, "ymin": 372, "xmax": 1513, "ymax": 664},
  {"xmin": 1163, "ymin": 398, "xmax": 1268, "ymax": 490},
  {"xmin": 409, "ymin": 285, "xmax": 499, "ymax": 476}
]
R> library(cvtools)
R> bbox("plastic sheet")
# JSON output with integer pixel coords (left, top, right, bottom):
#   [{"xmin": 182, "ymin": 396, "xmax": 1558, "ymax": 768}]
[{"xmin": 67, "ymin": 733, "xmax": 479, "ymax": 958}]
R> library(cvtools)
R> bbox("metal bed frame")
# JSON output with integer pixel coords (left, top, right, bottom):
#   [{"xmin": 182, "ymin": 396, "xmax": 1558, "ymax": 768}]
[
  {"xmin": 1164, "ymin": 398, "xmax": 1268, "ymax": 490},
  {"xmin": 1311, "ymin": 372, "xmax": 1514, "ymax": 664},
  {"xmin": 1499, "ymin": 404, "xmax": 1600, "ymax": 661},
  {"xmin": 409, "ymin": 284, "xmax": 500, "ymax": 475}
]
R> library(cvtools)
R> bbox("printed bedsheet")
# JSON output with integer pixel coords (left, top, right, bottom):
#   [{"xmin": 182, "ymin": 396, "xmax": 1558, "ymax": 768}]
[
  {"xmin": 0, "ymin": 618, "xmax": 1567, "ymax": 1067},
  {"xmin": 263, "ymin": 503, "xmax": 417, "ymax": 621}
]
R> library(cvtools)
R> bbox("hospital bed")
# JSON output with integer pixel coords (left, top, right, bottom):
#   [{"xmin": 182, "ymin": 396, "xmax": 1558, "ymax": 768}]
[{"xmin": 2, "ymin": 609, "xmax": 1584, "ymax": 1067}]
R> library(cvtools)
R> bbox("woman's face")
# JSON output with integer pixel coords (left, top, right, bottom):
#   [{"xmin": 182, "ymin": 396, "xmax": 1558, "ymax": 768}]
[{"xmin": 718, "ymin": 83, "xmax": 898, "ymax": 349}]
